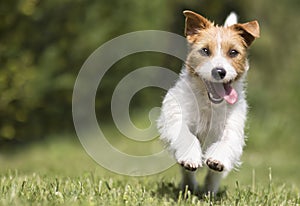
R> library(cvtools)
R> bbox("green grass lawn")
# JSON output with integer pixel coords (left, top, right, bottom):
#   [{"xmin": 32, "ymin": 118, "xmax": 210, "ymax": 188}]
[
  {"xmin": 0, "ymin": 131, "xmax": 299, "ymax": 206},
  {"xmin": 0, "ymin": 169, "xmax": 299, "ymax": 206}
]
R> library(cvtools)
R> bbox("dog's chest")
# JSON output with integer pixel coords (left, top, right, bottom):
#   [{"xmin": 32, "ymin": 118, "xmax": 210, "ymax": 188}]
[{"xmin": 189, "ymin": 103, "xmax": 229, "ymax": 148}]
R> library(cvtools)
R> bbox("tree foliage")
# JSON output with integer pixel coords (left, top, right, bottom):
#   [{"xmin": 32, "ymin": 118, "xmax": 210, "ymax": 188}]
[{"xmin": 0, "ymin": 0, "xmax": 299, "ymax": 141}]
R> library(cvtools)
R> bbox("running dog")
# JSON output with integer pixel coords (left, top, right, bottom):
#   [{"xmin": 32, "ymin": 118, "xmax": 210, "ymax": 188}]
[{"xmin": 157, "ymin": 10, "xmax": 259, "ymax": 194}]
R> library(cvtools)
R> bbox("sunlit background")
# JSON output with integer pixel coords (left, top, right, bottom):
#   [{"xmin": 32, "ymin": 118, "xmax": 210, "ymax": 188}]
[{"xmin": 1, "ymin": 0, "xmax": 299, "ymax": 190}]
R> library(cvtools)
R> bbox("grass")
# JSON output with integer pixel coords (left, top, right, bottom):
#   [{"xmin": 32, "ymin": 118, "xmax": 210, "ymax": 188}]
[
  {"xmin": 0, "ymin": 134, "xmax": 299, "ymax": 206},
  {"xmin": 0, "ymin": 169, "xmax": 299, "ymax": 205}
]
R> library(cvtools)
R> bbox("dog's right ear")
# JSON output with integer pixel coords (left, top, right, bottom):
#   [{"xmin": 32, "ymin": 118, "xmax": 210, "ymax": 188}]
[
  {"xmin": 183, "ymin": 10, "xmax": 212, "ymax": 36},
  {"xmin": 233, "ymin": 21, "xmax": 260, "ymax": 47}
]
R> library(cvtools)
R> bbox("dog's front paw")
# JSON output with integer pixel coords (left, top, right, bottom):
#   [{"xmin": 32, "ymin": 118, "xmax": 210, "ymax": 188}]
[
  {"xmin": 179, "ymin": 159, "xmax": 201, "ymax": 171},
  {"xmin": 206, "ymin": 158, "xmax": 224, "ymax": 172},
  {"xmin": 176, "ymin": 145, "xmax": 202, "ymax": 171}
]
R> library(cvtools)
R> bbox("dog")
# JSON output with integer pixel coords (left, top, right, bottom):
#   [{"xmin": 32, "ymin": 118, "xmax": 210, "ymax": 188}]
[{"xmin": 157, "ymin": 10, "xmax": 259, "ymax": 194}]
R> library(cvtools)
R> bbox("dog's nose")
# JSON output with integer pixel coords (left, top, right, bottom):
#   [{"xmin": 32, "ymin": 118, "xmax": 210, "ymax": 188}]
[{"xmin": 212, "ymin": 67, "xmax": 226, "ymax": 80}]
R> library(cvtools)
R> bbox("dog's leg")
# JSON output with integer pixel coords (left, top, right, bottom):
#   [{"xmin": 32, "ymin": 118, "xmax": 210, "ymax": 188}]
[
  {"xmin": 180, "ymin": 167, "xmax": 199, "ymax": 193},
  {"xmin": 161, "ymin": 122, "xmax": 203, "ymax": 171},
  {"xmin": 203, "ymin": 170, "xmax": 223, "ymax": 195},
  {"xmin": 157, "ymin": 92, "xmax": 203, "ymax": 171},
  {"xmin": 204, "ymin": 101, "xmax": 247, "ymax": 182}
]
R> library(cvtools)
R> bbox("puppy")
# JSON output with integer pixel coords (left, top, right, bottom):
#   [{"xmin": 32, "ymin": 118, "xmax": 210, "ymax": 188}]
[{"xmin": 157, "ymin": 10, "xmax": 259, "ymax": 194}]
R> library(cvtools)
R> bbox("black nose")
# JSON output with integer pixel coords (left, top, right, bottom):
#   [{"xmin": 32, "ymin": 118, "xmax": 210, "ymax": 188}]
[{"xmin": 212, "ymin": 67, "xmax": 226, "ymax": 80}]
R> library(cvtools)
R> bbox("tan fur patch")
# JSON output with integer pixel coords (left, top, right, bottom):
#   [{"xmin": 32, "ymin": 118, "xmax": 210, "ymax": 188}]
[
  {"xmin": 220, "ymin": 27, "xmax": 248, "ymax": 79},
  {"xmin": 186, "ymin": 25, "xmax": 248, "ymax": 80}
]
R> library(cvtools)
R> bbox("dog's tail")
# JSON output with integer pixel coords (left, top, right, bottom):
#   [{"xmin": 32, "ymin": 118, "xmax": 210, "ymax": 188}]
[{"xmin": 224, "ymin": 12, "xmax": 238, "ymax": 27}]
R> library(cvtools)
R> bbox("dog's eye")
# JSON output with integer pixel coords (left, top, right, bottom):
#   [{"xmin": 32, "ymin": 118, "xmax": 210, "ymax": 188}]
[
  {"xmin": 199, "ymin": 48, "xmax": 210, "ymax": 57},
  {"xmin": 228, "ymin": 49, "xmax": 239, "ymax": 58}
]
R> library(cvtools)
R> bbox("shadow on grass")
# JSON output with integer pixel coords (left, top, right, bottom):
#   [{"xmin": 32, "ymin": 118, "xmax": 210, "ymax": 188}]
[
  {"xmin": 155, "ymin": 182, "xmax": 181, "ymax": 201},
  {"xmin": 155, "ymin": 181, "xmax": 228, "ymax": 203}
]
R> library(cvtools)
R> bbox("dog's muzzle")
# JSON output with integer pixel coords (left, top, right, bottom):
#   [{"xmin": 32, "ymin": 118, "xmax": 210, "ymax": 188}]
[{"xmin": 203, "ymin": 80, "xmax": 238, "ymax": 105}]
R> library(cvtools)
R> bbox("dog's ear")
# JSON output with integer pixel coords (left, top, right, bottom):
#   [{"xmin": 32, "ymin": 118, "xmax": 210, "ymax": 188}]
[
  {"xmin": 233, "ymin": 21, "xmax": 260, "ymax": 47},
  {"xmin": 183, "ymin": 10, "xmax": 212, "ymax": 36}
]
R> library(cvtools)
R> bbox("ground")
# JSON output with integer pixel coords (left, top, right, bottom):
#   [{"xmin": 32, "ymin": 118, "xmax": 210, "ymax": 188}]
[{"xmin": 0, "ymin": 132, "xmax": 299, "ymax": 205}]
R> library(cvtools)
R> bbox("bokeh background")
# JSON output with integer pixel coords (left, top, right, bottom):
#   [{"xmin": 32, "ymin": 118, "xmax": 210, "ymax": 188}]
[{"xmin": 1, "ymin": 0, "xmax": 299, "ymax": 187}]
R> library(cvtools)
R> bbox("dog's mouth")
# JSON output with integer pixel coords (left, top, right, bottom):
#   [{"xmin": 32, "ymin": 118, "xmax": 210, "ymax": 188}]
[{"xmin": 203, "ymin": 80, "xmax": 238, "ymax": 105}]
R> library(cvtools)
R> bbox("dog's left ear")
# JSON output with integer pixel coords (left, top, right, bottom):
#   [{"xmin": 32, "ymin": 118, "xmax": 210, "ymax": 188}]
[
  {"xmin": 233, "ymin": 21, "xmax": 260, "ymax": 47},
  {"xmin": 183, "ymin": 10, "xmax": 213, "ymax": 36}
]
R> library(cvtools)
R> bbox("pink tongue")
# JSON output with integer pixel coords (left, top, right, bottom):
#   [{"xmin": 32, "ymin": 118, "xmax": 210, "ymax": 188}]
[
  {"xmin": 223, "ymin": 84, "xmax": 238, "ymax": 104},
  {"xmin": 214, "ymin": 83, "xmax": 238, "ymax": 105}
]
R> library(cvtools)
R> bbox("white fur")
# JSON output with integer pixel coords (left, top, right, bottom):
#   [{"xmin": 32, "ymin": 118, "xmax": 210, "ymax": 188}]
[
  {"xmin": 224, "ymin": 12, "xmax": 238, "ymax": 27},
  {"xmin": 157, "ymin": 12, "xmax": 248, "ymax": 195},
  {"xmin": 157, "ymin": 70, "xmax": 247, "ymax": 194}
]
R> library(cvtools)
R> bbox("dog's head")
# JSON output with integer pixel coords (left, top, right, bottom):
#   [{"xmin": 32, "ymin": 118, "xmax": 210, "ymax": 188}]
[{"xmin": 183, "ymin": 10, "xmax": 260, "ymax": 104}]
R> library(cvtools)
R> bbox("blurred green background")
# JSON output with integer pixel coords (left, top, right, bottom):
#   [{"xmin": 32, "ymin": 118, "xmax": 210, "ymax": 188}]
[{"xmin": 0, "ymin": 0, "xmax": 299, "ymax": 186}]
